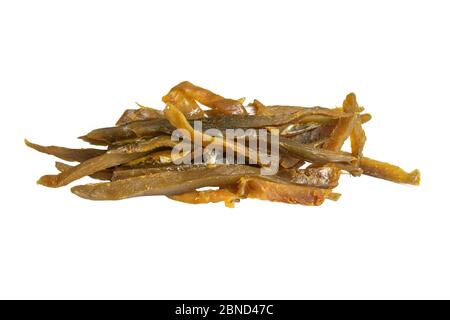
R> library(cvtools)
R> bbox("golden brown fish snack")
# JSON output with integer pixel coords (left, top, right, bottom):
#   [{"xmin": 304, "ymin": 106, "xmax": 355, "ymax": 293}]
[{"xmin": 26, "ymin": 81, "xmax": 420, "ymax": 206}]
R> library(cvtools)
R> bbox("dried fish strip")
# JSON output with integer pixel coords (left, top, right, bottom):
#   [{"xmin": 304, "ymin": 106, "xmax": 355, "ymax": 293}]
[
  {"xmin": 71, "ymin": 165, "xmax": 260, "ymax": 200},
  {"xmin": 37, "ymin": 136, "xmax": 177, "ymax": 188},
  {"xmin": 25, "ymin": 139, "xmax": 105, "ymax": 162}
]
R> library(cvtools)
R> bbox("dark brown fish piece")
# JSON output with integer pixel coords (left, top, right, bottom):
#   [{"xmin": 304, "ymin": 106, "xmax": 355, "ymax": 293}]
[
  {"xmin": 25, "ymin": 139, "xmax": 105, "ymax": 162},
  {"xmin": 279, "ymin": 136, "xmax": 356, "ymax": 163},
  {"xmin": 55, "ymin": 162, "xmax": 113, "ymax": 181},
  {"xmin": 38, "ymin": 136, "xmax": 177, "ymax": 188},
  {"xmin": 81, "ymin": 107, "xmax": 353, "ymax": 146},
  {"xmin": 112, "ymin": 164, "xmax": 209, "ymax": 181},
  {"xmin": 71, "ymin": 165, "xmax": 261, "ymax": 200}
]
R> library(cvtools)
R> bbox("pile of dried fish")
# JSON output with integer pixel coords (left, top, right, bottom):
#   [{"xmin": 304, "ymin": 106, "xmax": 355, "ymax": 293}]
[{"xmin": 26, "ymin": 81, "xmax": 420, "ymax": 207}]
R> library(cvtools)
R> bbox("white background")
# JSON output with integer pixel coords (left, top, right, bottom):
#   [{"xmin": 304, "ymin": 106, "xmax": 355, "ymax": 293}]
[{"xmin": 0, "ymin": 0, "xmax": 449, "ymax": 299}]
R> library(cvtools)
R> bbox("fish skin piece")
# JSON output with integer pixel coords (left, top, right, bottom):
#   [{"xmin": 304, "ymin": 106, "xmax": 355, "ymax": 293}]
[
  {"xmin": 236, "ymin": 176, "xmax": 334, "ymax": 206},
  {"xmin": 359, "ymin": 157, "xmax": 420, "ymax": 185},
  {"xmin": 168, "ymin": 189, "xmax": 240, "ymax": 208}
]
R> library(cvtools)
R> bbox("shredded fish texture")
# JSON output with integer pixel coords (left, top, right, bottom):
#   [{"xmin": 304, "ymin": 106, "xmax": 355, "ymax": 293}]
[{"xmin": 26, "ymin": 81, "xmax": 420, "ymax": 207}]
